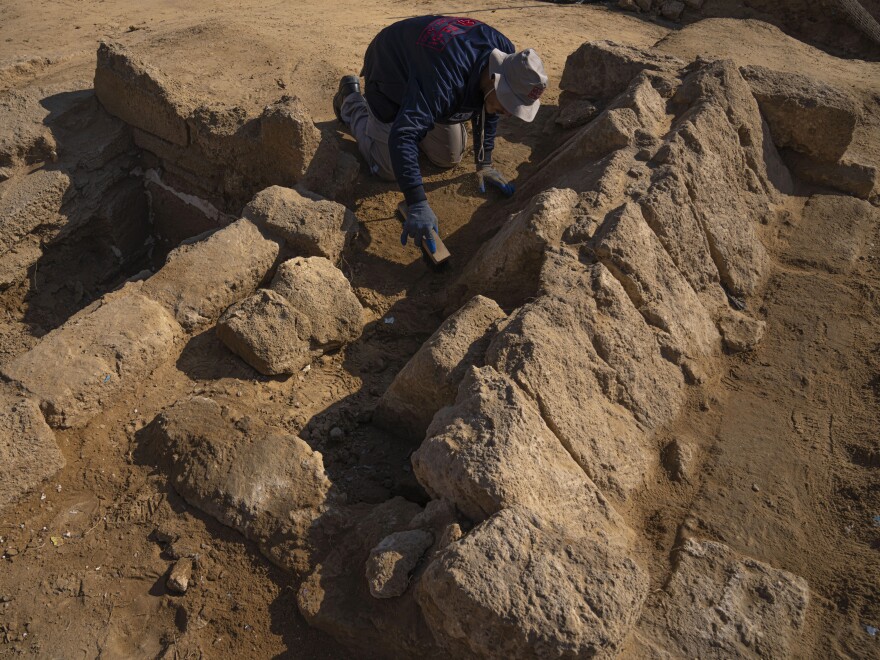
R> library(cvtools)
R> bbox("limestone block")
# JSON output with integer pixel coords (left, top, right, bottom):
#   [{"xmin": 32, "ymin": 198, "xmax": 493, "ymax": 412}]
[
  {"xmin": 784, "ymin": 194, "xmax": 878, "ymax": 274},
  {"xmin": 740, "ymin": 65, "xmax": 860, "ymax": 164},
  {"xmin": 0, "ymin": 384, "xmax": 64, "ymax": 511},
  {"xmin": 373, "ymin": 295, "xmax": 506, "ymax": 442},
  {"xmin": 560, "ymin": 41, "xmax": 684, "ymax": 101},
  {"xmin": 454, "ymin": 188, "xmax": 579, "ymax": 309},
  {"xmin": 366, "ymin": 529, "xmax": 434, "ymax": 599},
  {"xmin": 217, "ymin": 289, "xmax": 312, "ymax": 375},
  {"xmin": 417, "ymin": 507, "xmax": 649, "ymax": 659},
  {"xmin": 485, "ymin": 252, "xmax": 685, "ymax": 498},
  {"xmin": 244, "ymin": 185, "xmax": 356, "ymax": 263},
  {"xmin": 646, "ymin": 60, "xmax": 774, "ymax": 300},
  {"xmin": 784, "ymin": 150, "xmax": 878, "ymax": 201},
  {"xmin": 148, "ymin": 396, "xmax": 331, "ymax": 575},
  {"xmin": 2, "ymin": 292, "xmax": 183, "ymax": 428},
  {"xmin": 141, "ymin": 218, "xmax": 280, "ymax": 331},
  {"xmin": 94, "ymin": 41, "xmax": 194, "ymax": 146},
  {"xmin": 638, "ymin": 539, "xmax": 809, "ymax": 658},
  {"xmin": 270, "ymin": 256, "xmax": 362, "ymax": 350},
  {"xmin": 413, "ymin": 365, "xmax": 631, "ymax": 540},
  {"xmin": 0, "ymin": 169, "xmax": 73, "ymax": 255},
  {"xmin": 593, "ymin": 202, "xmax": 721, "ymax": 362}
]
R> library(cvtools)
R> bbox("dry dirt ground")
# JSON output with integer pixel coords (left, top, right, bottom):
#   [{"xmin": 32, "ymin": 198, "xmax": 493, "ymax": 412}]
[{"xmin": 0, "ymin": 1, "xmax": 879, "ymax": 658}]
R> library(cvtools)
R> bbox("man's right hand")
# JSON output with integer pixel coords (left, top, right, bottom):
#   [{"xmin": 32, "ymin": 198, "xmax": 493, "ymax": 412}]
[{"xmin": 400, "ymin": 200, "xmax": 438, "ymax": 254}]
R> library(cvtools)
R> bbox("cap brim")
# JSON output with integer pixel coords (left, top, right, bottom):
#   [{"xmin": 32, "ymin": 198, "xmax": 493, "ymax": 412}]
[{"xmin": 495, "ymin": 72, "xmax": 541, "ymax": 122}]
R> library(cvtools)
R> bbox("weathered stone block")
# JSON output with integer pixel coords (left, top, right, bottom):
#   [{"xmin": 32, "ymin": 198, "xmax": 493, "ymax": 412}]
[
  {"xmin": 94, "ymin": 41, "xmax": 194, "ymax": 146},
  {"xmin": 0, "ymin": 385, "xmax": 64, "ymax": 512},
  {"xmin": 560, "ymin": 41, "xmax": 684, "ymax": 101},
  {"xmin": 374, "ymin": 295, "xmax": 506, "ymax": 442},
  {"xmin": 2, "ymin": 292, "xmax": 183, "ymax": 428},
  {"xmin": 417, "ymin": 507, "xmax": 648, "ymax": 659},
  {"xmin": 270, "ymin": 256, "xmax": 362, "ymax": 350},
  {"xmin": 741, "ymin": 65, "xmax": 860, "ymax": 164},
  {"xmin": 413, "ymin": 365, "xmax": 630, "ymax": 539},
  {"xmin": 142, "ymin": 218, "xmax": 280, "ymax": 331},
  {"xmin": 244, "ymin": 186, "xmax": 357, "ymax": 263},
  {"xmin": 148, "ymin": 396, "xmax": 331, "ymax": 575},
  {"xmin": 217, "ymin": 289, "xmax": 311, "ymax": 375}
]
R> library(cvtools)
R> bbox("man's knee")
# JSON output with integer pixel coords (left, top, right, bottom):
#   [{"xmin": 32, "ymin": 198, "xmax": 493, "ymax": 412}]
[{"xmin": 424, "ymin": 149, "xmax": 465, "ymax": 169}]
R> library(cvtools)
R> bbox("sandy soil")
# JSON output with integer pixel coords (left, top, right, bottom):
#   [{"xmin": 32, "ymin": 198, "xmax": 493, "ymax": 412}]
[{"xmin": 0, "ymin": 1, "xmax": 878, "ymax": 658}]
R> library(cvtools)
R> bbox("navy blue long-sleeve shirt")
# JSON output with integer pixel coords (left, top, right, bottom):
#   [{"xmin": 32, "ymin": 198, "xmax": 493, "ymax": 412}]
[{"xmin": 361, "ymin": 16, "xmax": 515, "ymax": 206}]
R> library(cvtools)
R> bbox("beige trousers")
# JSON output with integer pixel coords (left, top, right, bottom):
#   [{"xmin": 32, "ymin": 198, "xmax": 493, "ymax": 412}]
[{"xmin": 341, "ymin": 92, "xmax": 468, "ymax": 180}]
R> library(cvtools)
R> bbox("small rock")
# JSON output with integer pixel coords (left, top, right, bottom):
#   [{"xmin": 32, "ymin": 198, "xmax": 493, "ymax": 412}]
[
  {"xmin": 556, "ymin": 97, "xmax": 599, "ymax": 130},
  {"xmin": 366, "ymin": 529, "xmax": 434, "ymax": 599},
  {"xmin": 0, "ymin": 167, "xmax": 12, "ymax": 182},
  {"xmin": 662, "ymin": 439, "xmax": 693, "ymax": 483},
  {"xmin": 329, "ymin": 427, "xmax": 344, "ymax": 440},
  {"xmin": 617, "ymin": 0, "xmax": 640, "ymax": 11},
  {"xmin": 4, "ymin": 547, "xmax": 19, "ymax": 557},
  {"xmin": 660, "ymin": 0, "xmax": 685, "ymax": 19},
  {"xmin": 718, "ymin": 310, "xmax": 766, "ymax": 353},
  {"xmin": 752, "ymin": 483, "xmax": 760, "ymax": 492},
  {"xmin": 438, "ymin": 523, "xmax": 463, "ymax": 549},
  {"xmin": 167, "ymin": 557, "xmax": 193, "ymax": 594}
]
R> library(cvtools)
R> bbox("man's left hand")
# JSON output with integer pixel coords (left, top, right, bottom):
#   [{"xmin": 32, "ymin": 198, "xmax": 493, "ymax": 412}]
[{"xmin": 477, "ymin": 165, "xmax": 515, "ymax": 197}]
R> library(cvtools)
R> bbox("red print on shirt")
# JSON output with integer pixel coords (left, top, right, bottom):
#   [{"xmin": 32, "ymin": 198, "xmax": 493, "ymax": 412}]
[{"xmin": 416, "ymin": 17, "xmax": 483, "ymax": 52}]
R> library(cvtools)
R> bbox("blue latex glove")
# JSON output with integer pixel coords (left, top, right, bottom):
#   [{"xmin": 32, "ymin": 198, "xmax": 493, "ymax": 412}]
[
  {"xmin": 400, "ymin": 200, "xmax": 437, "ymax": 254},
  {"xmin": 477, "ymin": 165, "xmax": 515, "ymax": 197}
]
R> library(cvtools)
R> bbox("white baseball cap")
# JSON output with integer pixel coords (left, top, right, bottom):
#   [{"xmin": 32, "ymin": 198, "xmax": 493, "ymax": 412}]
[{"xmin": 487, "ymin": 48, "xmax": 548, "ymax": 122}]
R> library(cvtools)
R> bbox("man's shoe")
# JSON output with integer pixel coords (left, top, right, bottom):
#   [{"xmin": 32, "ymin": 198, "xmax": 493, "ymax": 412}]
[{"xmin": 333, "ymin": 75, "xmax": 361, "ymax": 123}]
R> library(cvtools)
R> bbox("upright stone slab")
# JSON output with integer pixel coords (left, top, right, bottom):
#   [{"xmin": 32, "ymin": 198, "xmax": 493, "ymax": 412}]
[
  {"xmin": 141, "ymin": 218, "xmax": 280, "ymax": 331},
  {"xmin": 94, "ymin": 41, "xmax": 194, "ymax": 146},
  {"xmin": 374, "ymin": 295, "xmax": 506, "ymax": 442},
  {"xmin": 1, "ymin": 292, "xmax": 183, "ymax": 428},
  {"xmin": 0, "ymin": 384, "xmax": 65, "ymax": 511}
]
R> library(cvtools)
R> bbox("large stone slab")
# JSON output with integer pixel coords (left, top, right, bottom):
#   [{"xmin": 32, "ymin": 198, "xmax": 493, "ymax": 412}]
[
  {"xmin": 560, "ymin": 40, "xmax": 684, "ymax": 101},
  {"xmin": 147, "ymin": 396, "xmax": 332, "ymax": 575},
  {"xmin": 374, "ymin": 295, "xmax": 506, "ymax": 442},
  {"xmin": 740, "ymin": 65, "xmax": 859, "ymax": 164},
  {"xmin": 94, "ymin": 41, "xmax": 194, "ymax": 146},
  {"xmin": 2, "ymin": 292, "xmax": 183, "ymax": 428},
  {"xmin": 0, "ymin": 384, "xmax": 64, "ymax": 511},
  {"xmin": 141, "ymin": 218, "xmax": 280, "ymax": 331},
  {"xmin": 413, "ymin": 365, "xmax": 629, "ymax": 539},
  {"xmin": 243, "ymin": 186, "xmax": 357, "ymax": 263},
  {"xmin": 593, "ymin": 202, "xmax": 721, "ymax": 362},
  {"xmin": 417, "ymin": 506, "xmax": 649, "ymax": 659},
  {"xmin": 636, "ymin": 539, "xmax": 809, "ymax": 658},
  {"xmin": 270, "ymin": 256, "xmax": 362, "ymax": 350}
]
